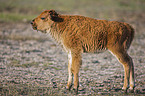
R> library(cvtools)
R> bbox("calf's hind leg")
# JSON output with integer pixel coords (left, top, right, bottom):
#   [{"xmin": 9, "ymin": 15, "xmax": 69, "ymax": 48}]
[{"xmin": 109, "ymin": 48, "xmax": 135, "ymax": 92}]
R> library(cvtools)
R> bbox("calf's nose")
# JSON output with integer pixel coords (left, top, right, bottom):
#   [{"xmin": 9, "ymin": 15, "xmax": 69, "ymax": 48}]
[{"xmin": 31, "ymin": 19, "xmax": 35, "ymax": 24}]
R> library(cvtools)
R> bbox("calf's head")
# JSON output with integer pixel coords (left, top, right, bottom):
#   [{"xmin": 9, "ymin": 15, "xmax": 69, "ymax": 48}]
[{"xmin": 31, "ymin": 10, "xmax": 61, "ymax": 32}]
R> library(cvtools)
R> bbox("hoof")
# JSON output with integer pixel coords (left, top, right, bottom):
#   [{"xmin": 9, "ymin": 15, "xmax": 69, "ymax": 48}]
[
  {"xmin": 66, "ymin": 85, "xmax": 72, "ymax": 91},
  {"xmin": 73, "ymin": 88, "xmax": 78, "ymax": 94},
  {"xmin": 123, "ymin": 89, "xmax": 127, "ymax": 94},
  {"xmin": 122, "ymin": 87, "xmax": 128, "ymax": 93},
  {"xmin": 129, "ymin": 87, "xmax": 134, "ymax": 93}
]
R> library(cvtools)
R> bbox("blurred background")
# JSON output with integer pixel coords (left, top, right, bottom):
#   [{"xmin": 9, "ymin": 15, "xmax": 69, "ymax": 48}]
[{"xmin": 0, "ymin": 0, "xmax": 145, "ymax": 23}]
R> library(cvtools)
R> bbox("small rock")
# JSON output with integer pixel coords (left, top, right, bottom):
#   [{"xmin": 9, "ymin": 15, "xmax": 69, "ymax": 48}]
[
  {"xmin": 114, "ymin": 88, "xmax": 121, "ymax": 92},
  {"xmin": 103, "ymin": 80, "xmax": 110, "ymax": 83},
  {"xmin": 99, "ymin": 84, "xmax": 104, "ymax": 87},
  {"xmin": 135, "ymin": 89, "xmax": 141, "ymax": 93}
]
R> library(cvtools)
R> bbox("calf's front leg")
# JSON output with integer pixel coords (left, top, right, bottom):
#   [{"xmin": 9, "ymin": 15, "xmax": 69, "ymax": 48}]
[
  {"xmin": 67, "ymin": 51, "xmax": 82, "ymax": 94},
  {"xmin": 67, "ymin": 51, "xmax": 73, "ymax": 90}
]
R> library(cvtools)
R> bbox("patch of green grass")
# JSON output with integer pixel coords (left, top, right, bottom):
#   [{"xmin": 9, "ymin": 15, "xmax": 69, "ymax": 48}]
[
  {"xmin": 50, "ymin": 66, "xmax": 60, "ymax": 70},
  {"xmin": 9, "ymin": 59, "xmax": 55, "ymax": 68},
  {"xmin": 9, "ymin": 60, "xmax": 40, "ymax": 68},
  {"xmin": 43, "ymin": 63, "xmax": 53, "ymax": 70},
  {"xmin": 42, "ymin": 62, "xmax": 60, "ymax": 70},
  {"xmin": 0, "ymin": 12, "xmax": 36, "ymax": 22},
  {"xmin": 10, "ymin": 59, "xmax": 21, "ymax": 67},
  {"xmin": 83, "ymin": 66, "xmax": 90, "ymax": 72},
  {"xmin": 19, "ymin": 62, "xmax": 40, "ymax": 68}
]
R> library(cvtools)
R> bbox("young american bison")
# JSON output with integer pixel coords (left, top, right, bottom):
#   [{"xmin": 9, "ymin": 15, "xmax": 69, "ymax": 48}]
[{"xmin": 31, "ymin": 10, "xmax": 135, "ymax": 94}]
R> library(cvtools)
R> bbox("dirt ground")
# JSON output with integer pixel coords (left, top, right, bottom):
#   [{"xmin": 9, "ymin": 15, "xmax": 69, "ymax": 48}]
[{"xmin": 0, "ymin": 22, "xmax": 145, "ymax": 95}]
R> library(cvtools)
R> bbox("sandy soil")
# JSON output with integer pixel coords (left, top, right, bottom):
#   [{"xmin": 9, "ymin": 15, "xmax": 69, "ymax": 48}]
[{"xmin": 0, "ymin": 23, "xmax": 145, "ymax": 95}]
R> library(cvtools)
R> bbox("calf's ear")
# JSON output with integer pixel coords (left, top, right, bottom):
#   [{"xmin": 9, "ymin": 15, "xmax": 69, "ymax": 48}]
[{"xmin": 48, "ymin": 10, "xmax": 59, "ymax": 21}]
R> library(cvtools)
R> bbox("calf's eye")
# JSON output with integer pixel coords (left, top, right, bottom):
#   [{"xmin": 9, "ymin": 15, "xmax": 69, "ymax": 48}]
[{"xmin": 41, "ymin": 18, "xmax": 45, "ymax": 20}]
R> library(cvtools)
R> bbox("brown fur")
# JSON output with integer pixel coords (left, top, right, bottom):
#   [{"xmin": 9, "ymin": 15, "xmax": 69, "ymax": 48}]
[{"xmin": 31, "ymin": 10, "xmax": 135, "ymax": 93}]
